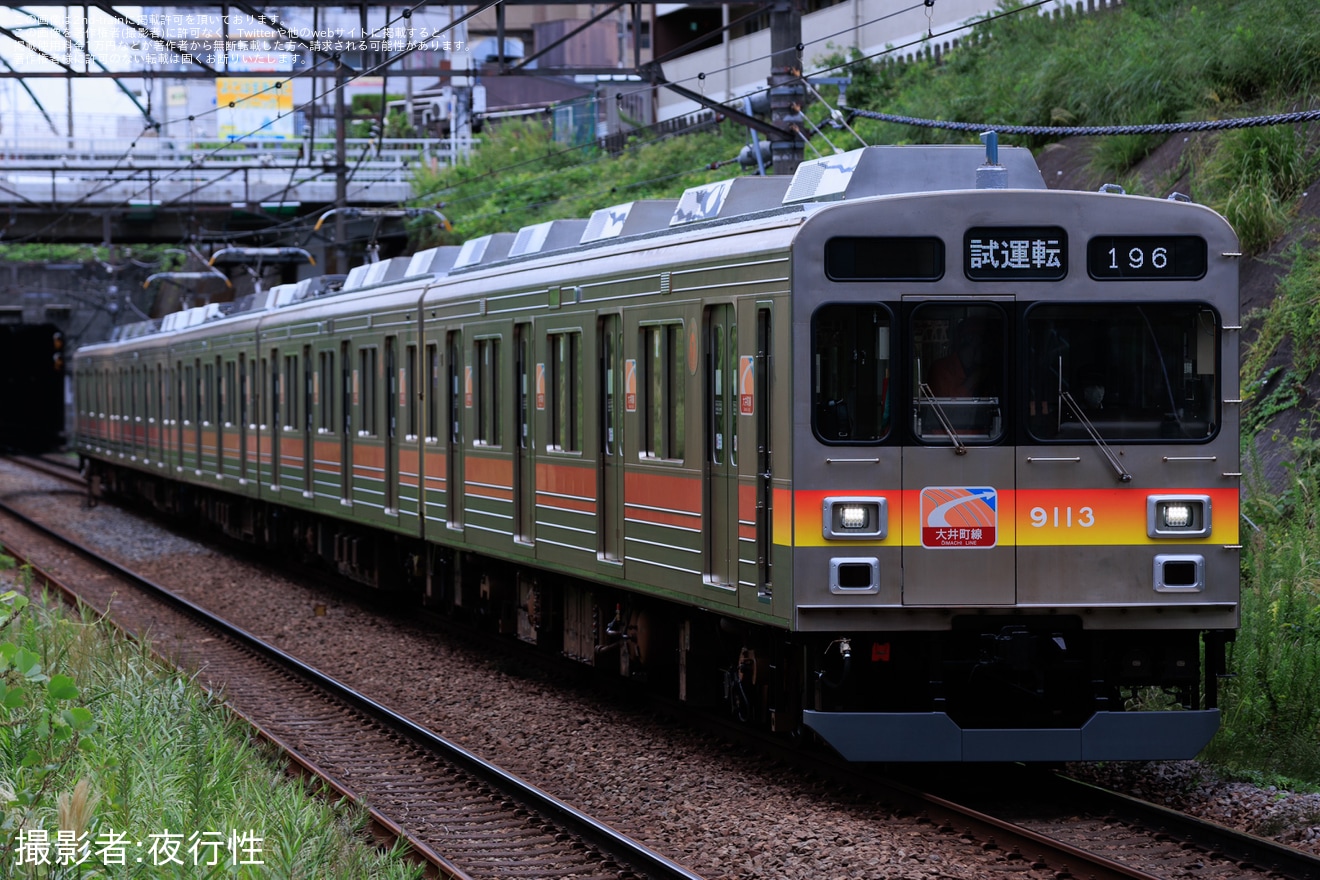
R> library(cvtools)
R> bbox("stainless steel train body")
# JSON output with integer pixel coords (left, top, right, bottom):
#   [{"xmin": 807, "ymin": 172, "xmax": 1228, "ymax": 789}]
[{"xmin": 73, "ymin": 145, "xmax": 1240, "ymax": 762}]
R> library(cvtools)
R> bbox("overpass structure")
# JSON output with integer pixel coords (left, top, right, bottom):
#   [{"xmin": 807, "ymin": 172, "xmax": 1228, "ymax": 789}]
[{"xmin": 0, "ymin": 134, "xmax": 460, "ymax": 243}]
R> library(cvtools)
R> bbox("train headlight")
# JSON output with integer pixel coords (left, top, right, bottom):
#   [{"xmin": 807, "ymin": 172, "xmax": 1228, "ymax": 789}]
[
  {"xmin": 1161, "ymin": 504, "xmax": 1192, "ymax": 528},
  {"xmin": 823, "ymin": 497, "xmax": 887, "ymax": 540},
  {"xmin": 841, "ymin": 505, "xmax": 870, "ymax": 529},
  {"xmin": 1147, "ymin": 495, "xmax": 1211, "ymax": 538}
]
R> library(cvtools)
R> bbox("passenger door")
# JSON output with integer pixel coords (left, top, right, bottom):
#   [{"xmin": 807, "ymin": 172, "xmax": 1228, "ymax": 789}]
[
  {"xmin": 597, "ymin": 314, "xmax": 622, "ymax": 562},
  {"xmin": 340, "ymin": 341, "xmax": 352, "ymax": 503},
  {"xmin": 514, "ymin": 322, "xmax": 535, "ymax": 544},
  {"xmin": 446, "ymin": 330, "xmax": 464, "ymax": 532},
  {"xmin": 304, "ymin": 344, "xmax": 314, "ymax": 496},
  {"xmin": 385, "ymin": 336, "xmax": 398, "ymax": 512},
  {"xmin": 704, "ymin": 304, "xmax": 738, "ymax": 587}
]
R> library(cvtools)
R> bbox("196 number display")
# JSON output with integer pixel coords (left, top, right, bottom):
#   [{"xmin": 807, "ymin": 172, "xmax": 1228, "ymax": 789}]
[{"xmin": 1087, "ymin": 235, "xmax": 1207, "ymax": 280}]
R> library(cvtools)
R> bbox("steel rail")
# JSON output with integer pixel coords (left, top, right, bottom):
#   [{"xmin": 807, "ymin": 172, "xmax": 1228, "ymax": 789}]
[
  {"xmin": 1051, "ymin": 773, "xmax": 1320, "ymax": 880},
  {"xmin": 0, "ymin": 500, "xmax": 467, "ymax": 880},
  {"xmin": 641, "ymin": 690, "xmax": 1237, "ymax": 880},
  {"xmin": 0, "ymin": 494, "xmax": 705, "ymax": 880}
]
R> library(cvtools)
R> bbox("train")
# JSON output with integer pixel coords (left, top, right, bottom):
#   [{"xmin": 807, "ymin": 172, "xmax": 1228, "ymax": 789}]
[
  {"xmin": 72, "ymin": 142, "xmax": 1241, "ymax": 762},
  {"xmin": 0, "ymin": 323, "xmax": 67, "ymax": 453}
]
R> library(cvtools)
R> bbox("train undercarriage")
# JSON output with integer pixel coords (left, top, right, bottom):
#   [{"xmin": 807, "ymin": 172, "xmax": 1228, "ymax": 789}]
[{"xmin": 89, "ymin": 458, "xmax": 1231, "ymax": 762}]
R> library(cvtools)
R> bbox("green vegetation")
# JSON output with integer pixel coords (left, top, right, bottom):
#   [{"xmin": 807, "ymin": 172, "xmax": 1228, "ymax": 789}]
[
  {"xmin": 1222, "ymin": 239, "xmax": 1320, "ymax": 784},
  {"xmin": 817, "ymin": 0, "xmax": 1320, "ymax": 147},
  {"xmin": 0, "ymin": 576, "xmax": 423, "ymax": 879},
  {"xmin": 1241, "ymin": 242, "xmax": 1320, "ymax": 434},
  {"xmin": 0, "ymin": 245, "xmax": 112, "ymax": 265},
  {"xmin": 347, "ymin": 94, "xmax": 418, "ymax": 138},
  {"xmin": 1201, "ymin": 126, "xmax": 1317, "ymax": 254},
  {"xmin": 813, "ymin": 0, "xmax": 1320, "ymax": 251},
  {"xmin": 409, "ymin": 0, "xmax": 1320, "ymax": 784},
  {"xmin": 1211, "ymin": 430, "xmax": 1320, "ymax": 783},
  {"xmin": 0, "ymin": 244, "xmax": 187, "ymax": 268},
  {"xmin": 408, "ymin": 117, "xmax": 748, "ymax": 245}
]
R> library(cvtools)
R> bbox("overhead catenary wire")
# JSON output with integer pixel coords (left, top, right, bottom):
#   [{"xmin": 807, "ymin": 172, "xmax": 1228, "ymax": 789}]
[
  {"xmin": 607, "ymin": 0, "xmax": 1055, "ymax": 117},
  {"xmin": 14, "ymin": 0, "xmax": 1316, "ymax": 262},
  {"xmin": 425, "ymin": 155, "xmax": 748, "ymax": 229},
  {"xmin": 408, "ymin": 110, "xmax": 727, "ymax": 207},
  {"xmin": 3, "ymin": 0, "xmax": 1039, "ymax": 251},
  {"xmin": 110, "ymin": 0, "xmax": 501, "ymax": 218},
  {"xmin": 845, "ymin": 107, "xmax": 1320, "ymax": 138},
  {"xmin": 658, "ymin": 2, "xmax": 927, "ymax": 95},
  {"xmin": 413, "ymin": 0, "xmax": 1061, "ymax": 205},
  {"xmin": 0, "ymin": 0, "xmax": 496, "ymax": 245}
]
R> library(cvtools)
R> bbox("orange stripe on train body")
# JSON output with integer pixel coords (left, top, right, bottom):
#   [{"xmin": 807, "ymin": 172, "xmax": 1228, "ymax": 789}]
[
  {"xmin": 624, "ymin": 470, "xmax": 699, "ymax": 527},
  {"xmin": 536, "ymin": 459, "xmax": 596, "ymax": 515},
  {"xmin": 791, "ymin": 487, "xmax": 1238, "ymax": 547},
  {"xmin": 467, "ymin": 454, "xmax": 513, "ymax": 489}
]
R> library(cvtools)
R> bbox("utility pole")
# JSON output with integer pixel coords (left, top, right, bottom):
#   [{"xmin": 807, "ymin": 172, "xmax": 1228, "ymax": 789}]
[
  {"xmin": 65, "ymin": 7, "xmax": 74, "ymax": 150},
  {"xmin": 768, "ymin": 0, "xmax": 806, "ymax": 176},
  {"xmin": 334, "ymin": 62, "xmax": 348, "ymax": 273}
]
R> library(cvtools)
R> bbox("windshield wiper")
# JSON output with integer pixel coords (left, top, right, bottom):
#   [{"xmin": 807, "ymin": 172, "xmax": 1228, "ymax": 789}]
[
  {"xmin": 1060, "ymin": 391, "xmax": 1132, "ymax": 482},
  {"xmin": 917, "ymin": 383, "xmax": 967, "ymax": 455}
]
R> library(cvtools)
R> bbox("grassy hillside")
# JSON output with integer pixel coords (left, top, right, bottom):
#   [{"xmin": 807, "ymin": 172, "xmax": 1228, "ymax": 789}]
[{"xmin": 411, "ymin": 0, "xmax": 1320, "ymax": 783}]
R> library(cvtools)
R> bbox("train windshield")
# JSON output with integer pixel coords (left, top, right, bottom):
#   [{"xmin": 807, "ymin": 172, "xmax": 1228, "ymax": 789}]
[
  {"xmin": 1026, "ymin": 303, "xmax": 1218, "ymax": 442},
  {"xmin": 812, "ymin": 304, "xmax": 892, "ymax": 443},
  {"xmin": 911, "ymin": 304, "xmax": 1006, "ymax": 444}
]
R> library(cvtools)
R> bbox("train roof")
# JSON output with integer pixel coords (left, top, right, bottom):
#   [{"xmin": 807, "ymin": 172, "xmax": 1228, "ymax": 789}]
[{"xmin": 80, "ymin": 144, "xmax": 1084, "ymax": 351}]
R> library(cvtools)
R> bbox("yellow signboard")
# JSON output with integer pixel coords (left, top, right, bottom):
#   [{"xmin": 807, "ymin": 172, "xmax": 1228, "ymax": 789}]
[{"xmin": 217, "ymin": 77, "xmax": 294, "ymax": 140}]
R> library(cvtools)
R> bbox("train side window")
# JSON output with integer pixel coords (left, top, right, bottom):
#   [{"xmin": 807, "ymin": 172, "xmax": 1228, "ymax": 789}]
[
  {"xmin": 270, "ymin": 350, "xmax": 280, "ymax": 431},
  {"xmin": 202, "ymin": 362, "xmax": 214, "ymax": 425},
  {"xmin": 319, "ymin": 351, "xmax": 335, "ymax": 434},
  {"xmin": 303, "ymin": 346, "xmax": 313, "ymax": 434},
  {"xmin": 194, "ymin": 359, "xmax": 203, "ymax": 426},
  {"xmin": 911, "ymin": 304, "xmax": 1005, "ymax": 444},
  {"xmin": 405, "ymin": 344, "xmax": 418, "ymax": 440},
  {"xmin": 225, "ymin": 361, "xmax": 236, "ymax": 426},
  {"xmin": 256, "ymin": 358, "xmax": 266, "ymax": 429},
  {"xmin": 425, "ymin": 343, "xmax": 439, "ymax": 442},
  {"xmin": 729, "ymin": 322, "xmax": 738, "ymax": 468},
  {"xmin": 641, "ymin": 323, "xmax": 685, "ymax": 461},
  {"xmin": 239, "ymin": 356, "xmax": 248, "ymax": 428},
  {"xmin": 548, "ymin": 331, "xmax": 581, "ymax": 452},
  {"xmin": 1026, "ymin": 303, "xmax": 1219, "ymax": 442},
  {"xmin": 359, "ymin": 346, "xmax": 378, "ymax": 437},
  {"xmin": 811, "ymin": 304, "xmax": 892, "ymax": 443},
  {"xmin": 474, "ymin": 337, "xmax": 501, "ymax": 447},
  {"xmin": 284, "ymin": 354, "xmax": 299, "ymax": 431}
]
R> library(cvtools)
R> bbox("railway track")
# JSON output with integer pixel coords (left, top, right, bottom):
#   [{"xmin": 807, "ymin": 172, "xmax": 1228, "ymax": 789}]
[
  {"xmin": 683, "ymin": 704, "xmax": 1320, "ymax": 880},
  {"xmin": 0, "ymin": 495, "xmax": 703, "ymax": 880},
  {"xmin": 950, "ymin": 767, "xmax": 1320, "ymax": 880},
  {"xmin": 3, "ymin": 454, "xmax": 1319, "ymax": 879},
  {"xmin": 13, "ymin": 452, "xmax": 85, "ymax": 485}
]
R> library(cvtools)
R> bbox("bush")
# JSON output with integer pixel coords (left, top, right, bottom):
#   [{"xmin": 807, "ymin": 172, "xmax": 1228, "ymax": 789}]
[
  {"xmin": 1206, "ymin": 432, "xmax": 1320, "ymax": 781},
  {"xmin": 0, "ymin": 585, "xmax": 423, "ymax": 880}
]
